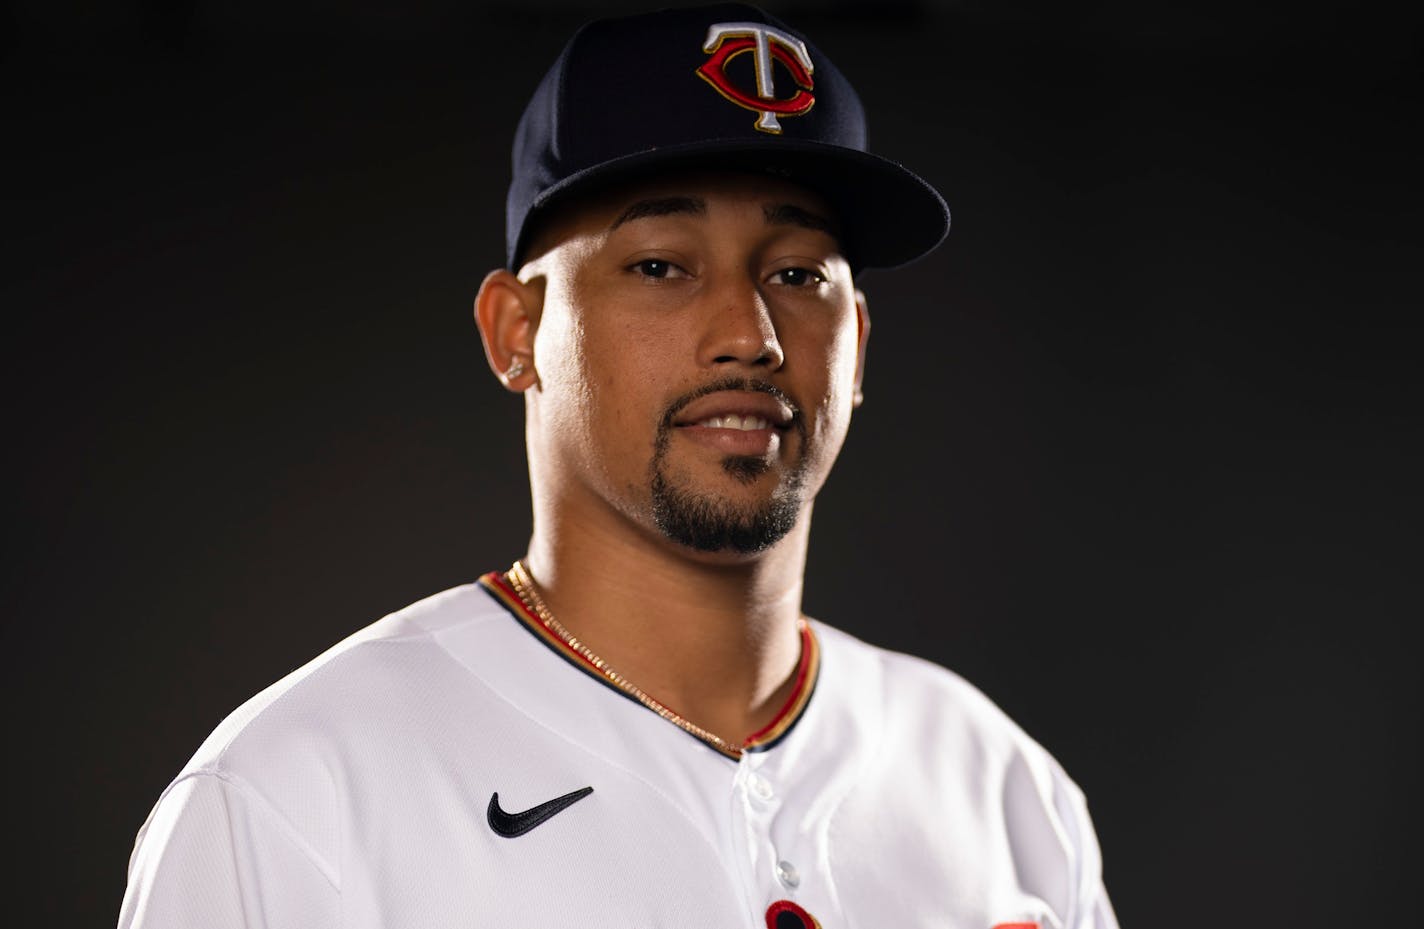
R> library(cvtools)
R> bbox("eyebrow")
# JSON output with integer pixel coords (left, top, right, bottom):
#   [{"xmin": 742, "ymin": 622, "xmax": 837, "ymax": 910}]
[
  {"xmin": 610, "ymin": 196, "xmax": 706, "ymax": 229},
  {"xmin": 763, "ymin": 203, "xmax": 838, "ymax": 236}
]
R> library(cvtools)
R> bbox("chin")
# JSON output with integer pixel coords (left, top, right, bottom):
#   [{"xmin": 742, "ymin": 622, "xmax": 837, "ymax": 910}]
[{"xmin": 649, "ymin": 465, "xmax": 805, "ymax": 557}]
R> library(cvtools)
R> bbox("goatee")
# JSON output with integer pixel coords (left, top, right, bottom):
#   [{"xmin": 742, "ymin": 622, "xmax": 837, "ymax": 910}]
[
  {"xmin": 649, "ymin": 377, "xmax": 807, "ymax": 554},
  {"xmin": 649, "ymin": 465, "xmax": 803, "ymax": 554}
]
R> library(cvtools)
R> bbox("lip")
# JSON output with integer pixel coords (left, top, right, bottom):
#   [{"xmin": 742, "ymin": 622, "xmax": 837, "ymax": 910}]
[
  {"xmin": 672, "ymin": 391, "xmax": 795, "ymax": 430},
  {"xmin": 670, "ymin": 390, "xmax": 795, "ymax": 458}
]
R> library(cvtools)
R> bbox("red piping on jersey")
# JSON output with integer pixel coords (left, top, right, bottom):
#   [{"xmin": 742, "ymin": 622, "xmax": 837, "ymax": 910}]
[
  {"xmin": 478, "ymin": 570, "xmax": 820, "ymax": 760},
  {"xmin": 742, "ymin": 619, "xmax": 818, "ymax": 752},
  {"xmin": 481, "ymin": 570, "xmax": 617, "ymax": 680}
]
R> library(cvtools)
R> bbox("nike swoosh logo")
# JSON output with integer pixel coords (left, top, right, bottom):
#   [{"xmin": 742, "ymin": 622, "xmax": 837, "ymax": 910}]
[{"xmin": 487, "ymin": 786, "xmax": 594, "ymax": 838}]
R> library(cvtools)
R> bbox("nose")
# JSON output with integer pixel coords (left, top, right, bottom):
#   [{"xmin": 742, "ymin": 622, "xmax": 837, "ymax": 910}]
[{"xmin": 696, "ymin": 275, "xmax": 785, "ymax": 371}]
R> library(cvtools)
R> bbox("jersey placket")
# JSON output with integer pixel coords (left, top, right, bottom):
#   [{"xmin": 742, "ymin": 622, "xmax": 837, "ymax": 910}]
[{"xmin": 731, "ymin": 750, "xmax": 832, "ymax": 928}]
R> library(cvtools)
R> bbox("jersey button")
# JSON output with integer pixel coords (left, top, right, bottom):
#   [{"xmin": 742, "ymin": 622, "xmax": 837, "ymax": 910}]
[
  {"xmin": 775, "ymin": 859, "xmax": 800, "ymax": 888},
  {"xmin": 749, "ymin": 773, "xmax": 775, "ymax": 801}
]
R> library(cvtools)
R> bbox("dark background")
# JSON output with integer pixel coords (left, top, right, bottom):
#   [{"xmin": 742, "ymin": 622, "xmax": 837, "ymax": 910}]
[{"xmin": 4, "ymin": 0, "xmax": 1420, "ymax": 925}]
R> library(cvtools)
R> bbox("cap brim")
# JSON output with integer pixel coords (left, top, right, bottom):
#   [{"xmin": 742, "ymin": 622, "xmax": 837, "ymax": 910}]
[{"xmin": 519, "ymin": 138, "xmax": 949, "ymax": 272}]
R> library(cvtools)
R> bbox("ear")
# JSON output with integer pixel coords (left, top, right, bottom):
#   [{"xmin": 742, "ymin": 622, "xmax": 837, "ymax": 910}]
[
  {"xmin": 852, "ymin": 287, "xmax": 871, "ymax": 409},
  {"xmin": 474, "ymin": 269, "xmax": 541, "ymax": 391}
]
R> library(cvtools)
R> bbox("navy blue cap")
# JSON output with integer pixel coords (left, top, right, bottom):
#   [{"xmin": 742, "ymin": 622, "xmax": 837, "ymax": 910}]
[{"xmin": 505, "ymin": 3, "xmax": 950, "ymax": 272}]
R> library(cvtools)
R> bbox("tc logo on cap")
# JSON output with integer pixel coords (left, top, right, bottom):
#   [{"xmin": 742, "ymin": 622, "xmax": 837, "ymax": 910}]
[{"xmin": 696, "ymin": 21, "xmax": 815, "ymax": 134}]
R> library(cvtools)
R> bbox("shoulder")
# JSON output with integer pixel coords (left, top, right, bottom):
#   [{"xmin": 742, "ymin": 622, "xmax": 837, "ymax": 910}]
[
  {"xmin": 807, "ymin": 623, "xmax": 1111, "ymax": 924},
  {"xmin": 181, "ymin": 583, "xmax": 504, "ymax": 779},
  {"xmin": 810, "ymin": 621, "xmax": 1082, "ymax": 796},
  {"xmin": 812, "ymin": 622, "xmax": 1034, "ymax": 740},
  {"xmin": 127, "ymin": 585, "xmax": 506, "ymax": 885}
]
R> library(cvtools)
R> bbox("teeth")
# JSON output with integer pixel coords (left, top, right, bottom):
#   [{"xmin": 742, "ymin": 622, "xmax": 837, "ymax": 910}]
[{"xmin": 698, "ymin": 415, "xmax": 771, "ymax": 430}]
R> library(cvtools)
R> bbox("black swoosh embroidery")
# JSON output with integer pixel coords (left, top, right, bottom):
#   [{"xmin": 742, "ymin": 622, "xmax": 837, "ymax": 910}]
[{"xmin": 487, "ymin": 786, "xmax": 594, "ymax": 838}]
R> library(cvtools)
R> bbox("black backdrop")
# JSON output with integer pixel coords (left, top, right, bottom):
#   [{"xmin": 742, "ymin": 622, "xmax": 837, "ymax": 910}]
[{"xmin": 5, "ymin": 1, "xmax": 1421, "ymax": 925}]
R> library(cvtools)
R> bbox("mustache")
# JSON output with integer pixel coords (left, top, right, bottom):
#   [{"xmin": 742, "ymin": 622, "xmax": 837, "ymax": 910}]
[{"xmin": 657, "ymin": 376, "xmax": 803, "ymax": 432}]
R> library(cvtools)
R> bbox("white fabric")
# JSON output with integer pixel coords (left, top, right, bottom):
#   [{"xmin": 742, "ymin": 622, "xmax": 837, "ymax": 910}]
[{"xmin": 118, "ymin": 584, "xmax": 1119, "ymax": 929}]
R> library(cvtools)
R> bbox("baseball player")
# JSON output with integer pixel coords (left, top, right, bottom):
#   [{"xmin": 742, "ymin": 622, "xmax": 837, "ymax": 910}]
[{"xmin": 118, "ymin": 5, "xmax": 1118, "ymax": 928}]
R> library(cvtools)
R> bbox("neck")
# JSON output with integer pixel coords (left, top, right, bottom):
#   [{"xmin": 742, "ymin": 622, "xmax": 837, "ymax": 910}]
[{"xmin": 521, "ymin": 490, "xmax": 811, "ymax": 745}]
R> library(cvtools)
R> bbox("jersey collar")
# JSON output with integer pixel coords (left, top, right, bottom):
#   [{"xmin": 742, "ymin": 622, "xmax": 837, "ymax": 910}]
[{"xmin": 478, "ymin": 570, "xmax": 820, "ymax": 760}]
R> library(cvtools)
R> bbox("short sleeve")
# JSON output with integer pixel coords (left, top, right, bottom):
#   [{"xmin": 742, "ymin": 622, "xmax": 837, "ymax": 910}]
[
  {"xmin": 1049, "ymin": 766, "xmax": 1120, "ymax": 929},
  {"xmin": 118, "ymin": 773, "xmax": 340, "ymax": 929}
]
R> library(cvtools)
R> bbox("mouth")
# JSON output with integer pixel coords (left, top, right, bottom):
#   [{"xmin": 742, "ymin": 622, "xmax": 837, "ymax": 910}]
[
  {"xmin": 671, "ymin": 391, "xmax": 795, "ymax": 431},
  {"xmin": 667, "ymin": 387, "xmax": 798, "ymax": 458},
  {"xmin": 685, "ymin": 413, "xmax": 777, "ymax": 431}
]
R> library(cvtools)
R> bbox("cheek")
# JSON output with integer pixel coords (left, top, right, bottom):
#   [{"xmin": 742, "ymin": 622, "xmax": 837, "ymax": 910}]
[
  {"xmin": 792, "ymin": 312, "xmax": 861, "ymax": 482},
  {"xmin": 531, "ymin": 300, "xmax": 596, "ymax": 445},
  {"xmin": 582, "ymin": 325, "xmax": 648, "ymax": 452},
  {"xmin": 534, "ymin": 288, "xmax": 681, "ymax": 481},
  {"xmin": 801, "ymin": 313, "xmax": 860, "ymax": 420},
  {"xmin": 825, "ymin": 319, "xmax": 862, "ymax": 403}
]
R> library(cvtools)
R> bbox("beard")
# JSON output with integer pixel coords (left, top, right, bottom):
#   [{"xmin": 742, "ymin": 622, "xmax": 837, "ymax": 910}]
[
  {"xmin": 648, "ymin": 378, "xmax": 808, "ymax": 555},
  {"xmin": 650, "ymin": 462, "xmax": 805, "ymax": 554}
]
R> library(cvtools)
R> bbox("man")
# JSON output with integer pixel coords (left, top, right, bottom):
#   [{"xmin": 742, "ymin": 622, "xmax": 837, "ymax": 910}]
[{"xmin": 119, "ymin": 5, "xmax": 1117, "ymax": 928}]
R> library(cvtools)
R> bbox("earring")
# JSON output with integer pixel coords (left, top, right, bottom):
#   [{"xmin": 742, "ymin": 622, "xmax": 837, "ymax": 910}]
[
  {"xmin": 853, "ymin": 387, "xmax": 865, "ymax": 408},
  {"xmin": 503, "ymin": 357, "xmax": 528, "ymax": 382}
]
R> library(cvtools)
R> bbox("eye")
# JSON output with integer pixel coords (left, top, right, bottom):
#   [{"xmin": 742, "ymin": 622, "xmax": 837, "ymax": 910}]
[
  {"xmin": 630, "ymin": 259, "xmax": 687, "ymax": 280},
  {"xmin": 769, "ymin": 267, "xmax": 826, "ymax": 287}
]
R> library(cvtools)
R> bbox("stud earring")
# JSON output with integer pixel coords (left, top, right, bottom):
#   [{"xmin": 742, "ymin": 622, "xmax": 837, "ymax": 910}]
[{"xmin": 503, "ymin": 357, "xmax": 528, "ymax": 382}]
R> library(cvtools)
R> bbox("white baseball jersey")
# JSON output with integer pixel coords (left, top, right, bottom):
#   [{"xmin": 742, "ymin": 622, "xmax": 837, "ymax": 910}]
[{"xmin": 118, "ymin": 574, "xmax": 1119, "ymax": 929}]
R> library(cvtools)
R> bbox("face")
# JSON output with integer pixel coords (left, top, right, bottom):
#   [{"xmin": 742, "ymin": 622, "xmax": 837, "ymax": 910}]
[{"xmin": 515, "ymin": 172, "xmax": 868, "ymax": 558}]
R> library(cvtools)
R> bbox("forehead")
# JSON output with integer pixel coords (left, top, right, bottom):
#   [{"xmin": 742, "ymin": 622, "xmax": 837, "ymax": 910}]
[{"xmin": 521, "ymin": 170, "xmax": 843, "ymax": 264}]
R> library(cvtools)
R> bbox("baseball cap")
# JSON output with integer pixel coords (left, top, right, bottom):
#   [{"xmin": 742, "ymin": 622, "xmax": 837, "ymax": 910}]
[{"xmin": 505, "ymin": 3, "xmax": 950, "ymax": 272}]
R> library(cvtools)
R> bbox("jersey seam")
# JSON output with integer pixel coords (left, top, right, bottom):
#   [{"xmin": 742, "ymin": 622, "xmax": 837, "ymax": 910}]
[
  {"xmin": 164, "ymin": 768, "xmax": 341, "ymax": 891},
  {"xmin": 819, "ymin": 636, "xmax": 890, "ymax": 929},
  {"xmin": 197, "ymin": 588, "xmax": 494, "ymax": 767}
]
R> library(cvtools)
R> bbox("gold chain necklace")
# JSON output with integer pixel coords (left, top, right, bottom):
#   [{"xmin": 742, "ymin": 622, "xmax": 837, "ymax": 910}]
[{"xmin": 506, "ymin": 559, "xmax": 768, "ymax": 759}]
